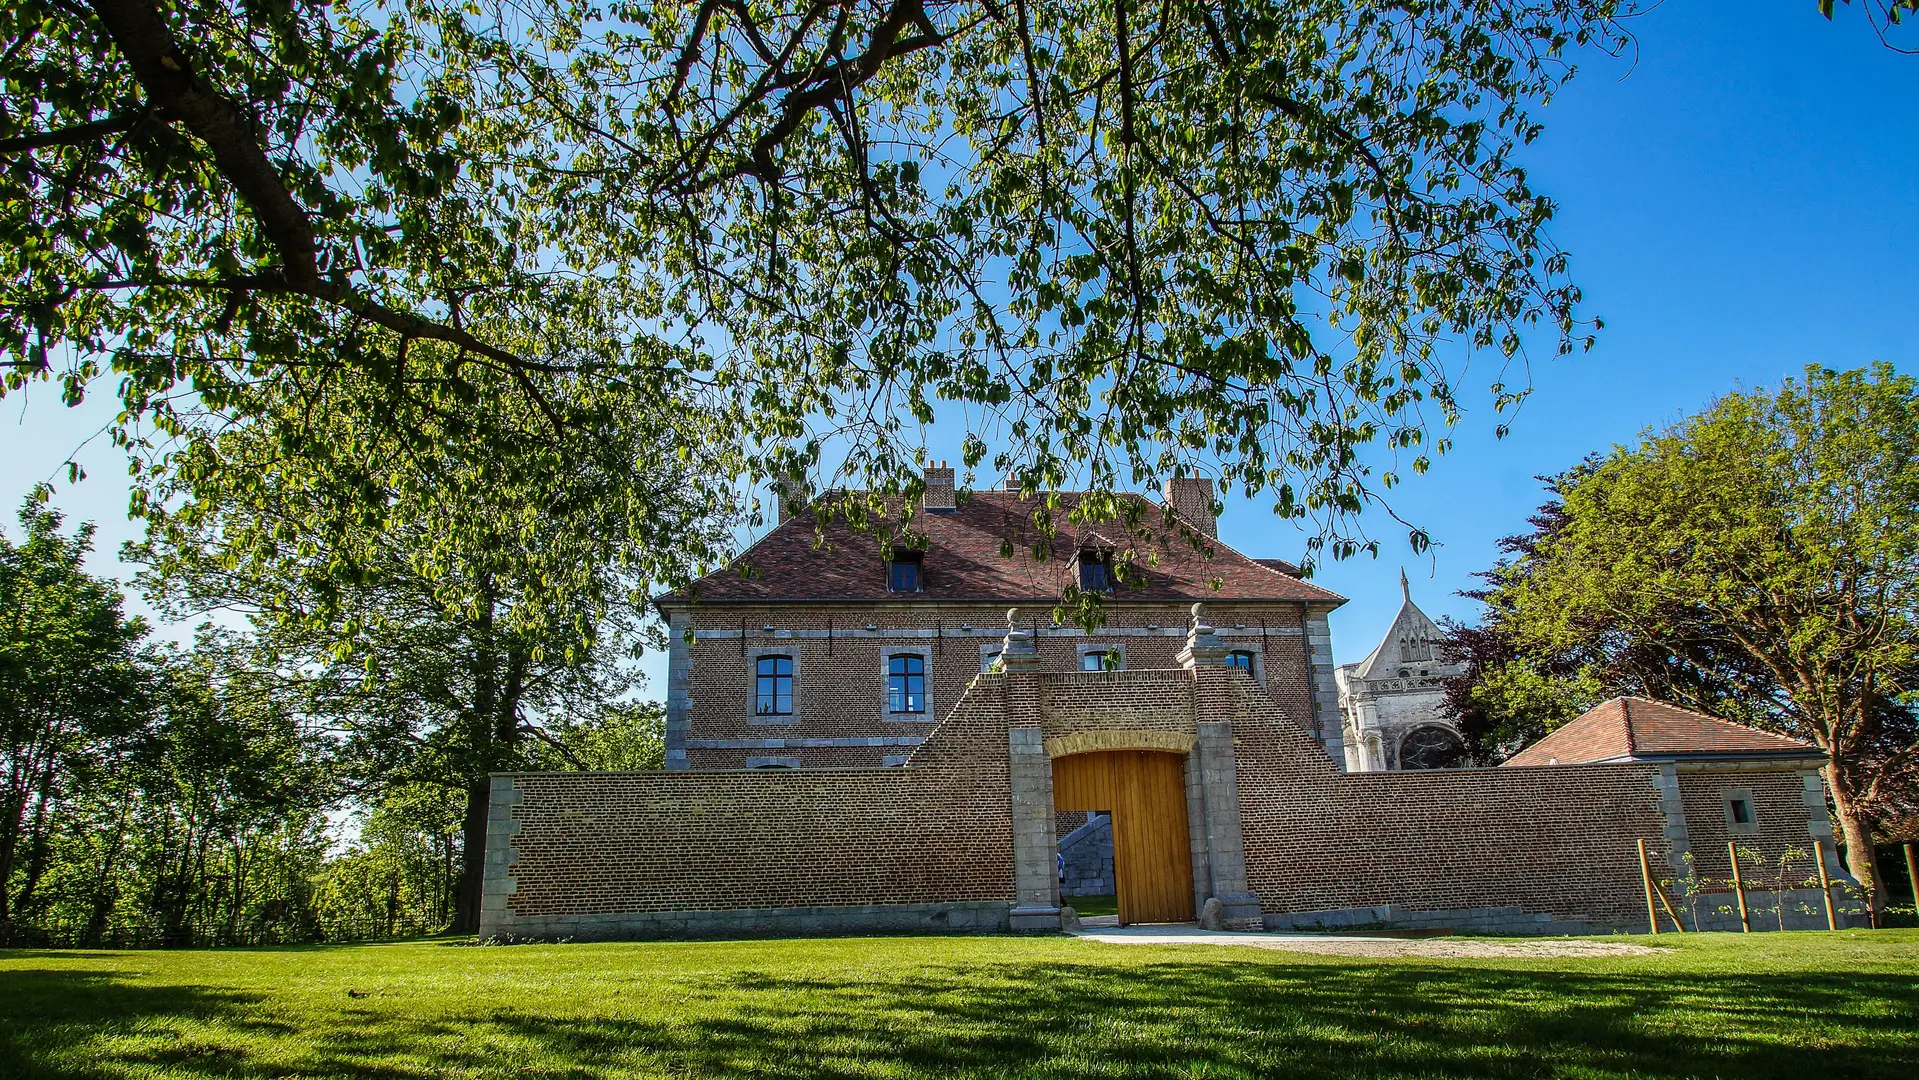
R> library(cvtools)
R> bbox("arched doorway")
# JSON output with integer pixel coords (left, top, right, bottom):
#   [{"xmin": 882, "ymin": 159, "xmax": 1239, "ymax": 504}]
[{"xmin": 1052, "ymin": 750, "xmax": 1195, "ymax": 924}]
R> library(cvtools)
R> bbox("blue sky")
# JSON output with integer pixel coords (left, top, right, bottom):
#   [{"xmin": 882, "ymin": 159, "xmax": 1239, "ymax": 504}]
[{"xmin": 2, "ymin": 5, "xmax": 1913, "ymax": 690}]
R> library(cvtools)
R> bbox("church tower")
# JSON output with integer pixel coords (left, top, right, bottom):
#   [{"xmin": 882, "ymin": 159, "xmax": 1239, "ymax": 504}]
[{"xmin": 1333, "ymin": 572, "xmax": 1469, "ymax": 771}]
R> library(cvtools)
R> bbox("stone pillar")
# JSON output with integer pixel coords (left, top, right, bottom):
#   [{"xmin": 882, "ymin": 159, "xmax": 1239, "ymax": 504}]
[
  {"xmin": 477, "ymin": 775, "xmax": 523, "ymax": 939},
  {"xmin": 1304, "ymin": 608, "xmax": 1345, "ymax": 769},
  {"xmin": 1177, "ymin": 603, "xmax": 1230, "ymax": 668},
  {"xmin": 998, "ymin": 607, "xmax": 1042, "ymax": 673},
  {"xmin": 1183, "ymin": 752, "xmax": 1214, "ymax": 917},
  {"xmin": 1801, "ymin": 768, "xmax": 1844, "ymax": 875},
  {"xmin": 1652, "ymin": 762, "xmax": 1694, "ymax": 893},
  {"xmin": 1006, "ymin": 725, "xmax": 1062, "ymax": 931},
  {"xmin": 1194, "ymin": 720, "xmax": 1263, "ymax": 929},
  {"xmin": 664, "ymin": 608, "xmax": 692, "ymax": 771}
]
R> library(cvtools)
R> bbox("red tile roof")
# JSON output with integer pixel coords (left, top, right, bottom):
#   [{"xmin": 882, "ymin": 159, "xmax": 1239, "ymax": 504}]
[
  {"xmin": 1503, "ymin": 697, "xmax": 1819, "ymax": 767},
  {"xmin": 660, "ymin": 491, "xmax": 1343, "ymax": 606}
]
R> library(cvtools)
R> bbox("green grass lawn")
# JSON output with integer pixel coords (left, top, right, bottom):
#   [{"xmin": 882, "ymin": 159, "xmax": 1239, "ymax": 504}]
[
  {"xmin": 3, "ymin": 930, "xmax": 1916, "ymax": 1079},
  {"xmin": 1065, "ymin": 894, "xmax": 1118, "ymax": 917}
]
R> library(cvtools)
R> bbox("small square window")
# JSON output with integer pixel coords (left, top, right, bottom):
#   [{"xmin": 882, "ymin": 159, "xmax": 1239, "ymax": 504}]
[
  {"xmin": 1080, "ymin": 649, "xmax": 1121, "ymax": 672},
  {"xmin": 980, "ymin": 648, "xmax": 1003, "ymax": 673},
  {"xmin": 1723, "ymin": 788, "xmax": 1758, "ymax": 834}
]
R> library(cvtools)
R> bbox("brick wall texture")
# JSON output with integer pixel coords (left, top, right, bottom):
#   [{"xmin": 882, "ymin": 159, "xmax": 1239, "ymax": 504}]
[
  {"xmin": 485, "ymin": 662, "xmax": 1843, "ymax": 939},
  {"xmin": 669, "ymin": 601, "xmax": 1328, "ymax": 768},
  {"xmin": 1675, "ymin": 770, "xmax": 1826, "ymax": 880}
]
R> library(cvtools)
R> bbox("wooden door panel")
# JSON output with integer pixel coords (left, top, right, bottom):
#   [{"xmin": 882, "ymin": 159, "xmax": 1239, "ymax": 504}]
[{"xmin": 1052, "ymin": 750, "xmax": 1194, "ymax": 924}]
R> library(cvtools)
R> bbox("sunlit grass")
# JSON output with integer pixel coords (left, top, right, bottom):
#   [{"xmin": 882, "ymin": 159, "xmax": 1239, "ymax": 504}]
[{"xmin": 2, "ymin": 930, "xmax": 1915, "ymax": 1078}]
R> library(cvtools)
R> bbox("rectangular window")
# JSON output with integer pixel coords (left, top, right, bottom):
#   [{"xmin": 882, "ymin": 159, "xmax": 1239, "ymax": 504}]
[
  {"xmin": 1227, "ymin": 650, "xmax": 1256, "ymax": 674},
  {"xmin": 1723, "ymin": 788, "xmax": 1758, "ymax": 834},
  {"xmin": 1080, "ymin": 649, "xmax": 1121, "ymax": 672},
  {"xmin": 888, "ymin": 554, "xmax": 922, "ymax": 592},
  {"xmin": 980, "ymin": 648, "xmax": 1003, "ymax": 673},
  {"xmin": 755, "ymin": 655, "xmax": 793, "ymax": 715},
  {"xmin": 888, "ymin": 654, "xmax": 926, "ymax": 713},
  {"xmin": 1078, "ymin": 551, "xmax": 1112, "ymax": 593}
]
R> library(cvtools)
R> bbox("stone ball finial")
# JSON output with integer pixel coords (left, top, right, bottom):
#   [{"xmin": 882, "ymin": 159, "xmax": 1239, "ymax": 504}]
[
  {"xmin": 1007, "ymin": 607, "xmax": 1020, "ymax": 630},
  {"xmin": 1190, "ymin": 602, "xmax": 1208, "ymax": 630}
]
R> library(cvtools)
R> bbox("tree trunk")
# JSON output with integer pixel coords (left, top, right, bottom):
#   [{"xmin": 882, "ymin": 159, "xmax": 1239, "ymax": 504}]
[
  {"xmin": 452, "ymin": 776, "xmax": 488, "ymax": 934},
  {"xmin": 1826, "ymin": 764, "xmax": 1885, "ymax": 923}
]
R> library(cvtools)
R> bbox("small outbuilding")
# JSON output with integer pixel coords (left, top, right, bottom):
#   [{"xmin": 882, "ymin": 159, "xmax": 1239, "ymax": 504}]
[{"xmin": 1506, "ymin": 696, "xmax": 1847, "ymax": 931}]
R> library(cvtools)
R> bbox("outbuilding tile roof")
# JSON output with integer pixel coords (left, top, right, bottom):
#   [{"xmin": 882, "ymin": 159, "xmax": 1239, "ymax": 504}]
[
  {"xmin": 659, "ymin": 491, "xmax": 1343, "ymax": 605},
  {"xmin": 1503, "ymin": 697, "xmax": 1819, "ymax": 767}
]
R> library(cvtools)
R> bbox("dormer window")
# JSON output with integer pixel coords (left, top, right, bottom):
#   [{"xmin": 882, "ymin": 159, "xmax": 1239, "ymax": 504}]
[
  {"xmin": 888, "ymin": 551, "xmax": 923, "ymax": 592},
  {"xmin": 1077, "ymin": 549, "xmax": 1114, "ymax": 593}
]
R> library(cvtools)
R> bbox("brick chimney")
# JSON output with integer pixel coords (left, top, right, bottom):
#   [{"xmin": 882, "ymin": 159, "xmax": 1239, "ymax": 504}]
[
  {"xmin": 1162, "ymin": 469, "xmax": 1217, "ymax": 538},
  {"xmin": 923, "ymin": 461, "xmax": 956, "ymax": 513},
  {"xmin": 772, "ymin": 478, "xmax": 810, "ymax": 524}
]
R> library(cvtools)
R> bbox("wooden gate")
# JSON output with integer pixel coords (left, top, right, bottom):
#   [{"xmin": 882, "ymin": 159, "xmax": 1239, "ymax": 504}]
[{"xmin": 1052, "ymin": 750, "xmax": 1195, "ymax": 924}]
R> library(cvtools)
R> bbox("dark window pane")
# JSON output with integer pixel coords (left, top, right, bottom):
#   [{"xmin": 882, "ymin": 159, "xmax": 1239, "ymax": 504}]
[
  {"xmin": 888, "ymin": 653, "xmax": 926, "ymax": 713},
  {"xmin": 1079, "ymin": 556, "xmax": 1110, "ymax": 592},
  {"xmin": 1731, "ymin": 799, "xmax": 1751, "ymax": 825},
  {"xmin": 754, "ymin": 655, "xmax": 793, "ymax": 715},
  {"xmin": 889, "ymin": 559, "xmax": 921, "ymax": 592}
]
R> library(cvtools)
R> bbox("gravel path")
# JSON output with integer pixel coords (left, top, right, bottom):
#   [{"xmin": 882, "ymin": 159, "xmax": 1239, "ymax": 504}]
[{"xmin": 1070, "ymin": 926, "xmax": 1663, "ymax": 959}]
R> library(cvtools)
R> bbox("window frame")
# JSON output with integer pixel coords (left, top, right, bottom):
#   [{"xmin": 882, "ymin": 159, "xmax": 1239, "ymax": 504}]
[
  {"xmin": 883, "ymin": 645, "xmax": 937, "ymax": 720},
  {"xmin": 1076, "ymin": 548, "xmax": 1115, "ymax": 593},
  {"xmin": 1723, "ymin": 787, "xmax": 1759, "ymax": 835},
  {"xmin": 745, "ymin": 755, "xmax": 801, "ymax": 769},
  {"xmin": 748, "ymin": 649, "xmax": 798, "ymax": 722},
  {"xmin": 886, "ymin": 652, "xmax": 928, "ymax": 715},
  {"xmin": 1226, "ymin": 649, "xmax": 1260, "ymax": 682},
  {"xmin": 887, "ymin": 551, "xmax": 925, "ymax": 593},
  {"xmin": 978, "ymin": 642, "xmax": 1004, "ymax": 673},
  {"xmin": 1076, "ymin": 643, "xmax": 1125, "ymax": 671}
]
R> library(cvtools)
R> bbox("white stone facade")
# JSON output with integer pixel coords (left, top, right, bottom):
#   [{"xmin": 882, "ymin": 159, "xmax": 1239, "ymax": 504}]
[{"xmin": 1335, "ymin": 574, "xmax": 1468, "ymax": 771}]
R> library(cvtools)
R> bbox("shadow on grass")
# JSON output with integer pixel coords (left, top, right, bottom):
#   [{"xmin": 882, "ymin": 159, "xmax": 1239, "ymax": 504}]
[{"xmin": 2, "ymin": 954, "xmax": 1915, "ymax": 1079}]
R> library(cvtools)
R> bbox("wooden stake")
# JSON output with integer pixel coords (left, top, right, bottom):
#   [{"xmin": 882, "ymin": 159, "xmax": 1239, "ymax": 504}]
[
  {"xmin": 1638, "ymin": 839, "xmax": 1660, "ymax": 935},
  {"xmin": 1904, "ymin": 843, "xmax": 1917, "ymax": 916},
  {"xmin": 1814, "ymin": 842, "xmax": 1838, "ymax": 931},
  {"xmin": 1727, "ymin": 841, "xmax": 1750, "ymax": 933}
]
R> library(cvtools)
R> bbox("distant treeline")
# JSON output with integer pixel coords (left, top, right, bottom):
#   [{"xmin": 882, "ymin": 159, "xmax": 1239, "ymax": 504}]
[{"xmin": 1, "ymin": 505, "xmax": 663, "ymax": 947}]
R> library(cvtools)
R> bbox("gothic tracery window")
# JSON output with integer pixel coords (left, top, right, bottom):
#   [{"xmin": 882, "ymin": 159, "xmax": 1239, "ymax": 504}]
[{"xmin": 1398, "ymin": 726, "xmax": 1467, "ymax": 770}]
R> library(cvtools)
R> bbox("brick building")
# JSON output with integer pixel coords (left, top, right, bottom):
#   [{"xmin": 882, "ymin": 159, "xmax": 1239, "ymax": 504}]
[
  {"xmin": 655, "ymin": 469, "xmax": 1347, "ymax": 772},
  {"xmin": 479, "ymin": 471, "xmax": 1863, "ymax": 939}
]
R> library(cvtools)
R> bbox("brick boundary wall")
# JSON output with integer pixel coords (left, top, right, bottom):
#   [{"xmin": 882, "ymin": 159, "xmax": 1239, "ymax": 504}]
[
  {"xmin": 484, "ymin": 664, "xmax": 1860, "ymax": 940},
  {"xmin": 481, "ymin": 677, "xmax": 1022, "ymax": 940},
  {"xmin": 1204, "ymin": 668, "xmax": 1863, "ymax": 933}
]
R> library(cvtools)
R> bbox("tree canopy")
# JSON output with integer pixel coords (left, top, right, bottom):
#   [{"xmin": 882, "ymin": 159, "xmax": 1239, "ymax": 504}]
[
  {"xmin": 1446, "ymin": 364, "xmax": 1919, "ymax": 913},
  {"xmin": 4, "ymin": 0, "xmax": 1632, "ymax": 581}
]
